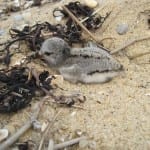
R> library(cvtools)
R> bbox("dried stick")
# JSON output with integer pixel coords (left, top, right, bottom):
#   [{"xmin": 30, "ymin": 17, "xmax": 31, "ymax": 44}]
[
  {"xmin": 48, "ymin": 139, "xmax": 54, "ymax": 150},
  {"xmin": 0, "ymin": 101, "xmax": 44, "ymax": 150},
  {"xmin": 62, "ymin": 6, "xmax": 97, "ymax": 42},
  {"xmin": 81, "ymin": 2, "xmax": 109, "ymax": 23},
  {"xmin": 110, "ymin": 36, "xmax": 150, "ymax": 54},
  {"xmin": 38, "ymin": 110, "xmax": 62, "ymax": 150},
  {"xmin": 128, "ymin": 51, "xmax": 150, "ymax": 60},
  {"xmin": 54, "ymin": 136, "xmax": 86, "ymax": 150}
]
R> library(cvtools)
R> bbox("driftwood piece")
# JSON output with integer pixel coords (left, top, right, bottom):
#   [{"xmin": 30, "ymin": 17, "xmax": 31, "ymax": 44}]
[
  {"xmin": 0, "ymin": 101, "xmax": 44, "ymax": 150},
  {"xmin": 38, "ymin": 110, "xmax": 62, "ymax": 150}
]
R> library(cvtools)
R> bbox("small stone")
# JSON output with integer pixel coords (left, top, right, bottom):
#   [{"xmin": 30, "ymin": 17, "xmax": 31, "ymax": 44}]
[
  {"xmin": 0, "ymin": 129, "xmax": 9, "ymax": 142},
  {"xmin": 75, "ymin": 129, "xmax": 83, "ymax": 136},
  {"xmin": 70, "ymin": 111, "xmax": 76, "ymax": 117},
  {"xmin": 79, "ymin": 139, "xmax": 89, "ymax": 148},
  {"xmin": 0, "ymin": 29, "xmax": 5, "ymax": 36},
  {"xmin": 41, "ymin": 122, "xmax": 48, "ymax": 132},
  {"xmin": 54, "ymin": 10, "xmax": 64, "ymax": 22},
  {"xmin": 55, "ymin": 16, "xmax": 63, "ymax": 22},
  {"xmin": 116, "ymin": 23, "xmax": 128, "ymax": 35},
  {"xmin": 32, "ymin": 120, "xmax": 41, "ymax": 131},
  {"xmin": 84, "ymin": 0, "xmax": 98, "ymax": 8}
]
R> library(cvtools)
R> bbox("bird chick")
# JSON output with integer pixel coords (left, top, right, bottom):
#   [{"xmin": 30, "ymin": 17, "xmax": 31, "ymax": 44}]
[{"xmin": 40, "ymin": 37, "xmax": 123, "ymax": 83}]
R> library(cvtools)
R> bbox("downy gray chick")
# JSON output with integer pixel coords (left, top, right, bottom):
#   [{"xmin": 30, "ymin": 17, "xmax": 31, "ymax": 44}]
[{"xmin": 39, "ymin": 37, "xmax": 123, "ymax": 83}]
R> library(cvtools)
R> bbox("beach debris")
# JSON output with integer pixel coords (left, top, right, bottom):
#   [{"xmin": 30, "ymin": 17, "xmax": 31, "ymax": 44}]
[
  {"xmin": 0, "ymin": 66, "xmax": 53, "ymax": 113},
  {"xmin": 0, "ymin": 129, "xmax": 9, "ymax": 142},
  {"xmin": 111, "ymin": 36, "xmax": 150, "ymax": 54},
  {"xmin": 48, "ymin": 139, "xmax": 54, "ymax": 150},
  {"xmin": 116, "ymin": 23, "xmax": 128, "ymax": 35},
  {"xmin": 54, "ymin": 136, "xmax": 87, "ymax": 150},
  {"xmin": 38, "ymin": 110, "xmax": 62, "ymax": 150},
  {"xmin": 33, "ymin": 0, "xmax": 42, "ymax": 6},
  {"xmin": 17, "ymin": 140, "xmax": 36, "ymax": 150},
  {"xmin": 0, "ymin": 100, "xmax": 44, "ymax": 150},
  {"xmin": 50, "ymin": 93, "xmax": 86, "ymax": 108},
  {"xmin": 2, "ymin": 1, "xmax": 21, "ymax": 14},
  {"xmin": 84, "ymin": 0, "xmax": 98, "ymax": 8},
  {"xmin": 32, "ymin": 120, "xmax": 42, "ymax": 131},
  {"xmin": 75, "ymin": 129, "xmax": 83, "ymax": 136}
]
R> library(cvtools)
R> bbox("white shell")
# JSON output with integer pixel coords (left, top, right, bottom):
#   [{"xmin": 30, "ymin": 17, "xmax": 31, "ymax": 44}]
[
  {"xmin": 84, "ymin": 0, "xmax": 98, "ymax": 8},
  {"xmin": 0, "ymin": 129, "xmax": 9, "ymax": 142},
  {"xmin": 41, "ymin": 122, "xmax": 48, "ymax": 132},
  {"xmin": 55, "ymin": 16, "xmax": 63, "ymax": 22}
]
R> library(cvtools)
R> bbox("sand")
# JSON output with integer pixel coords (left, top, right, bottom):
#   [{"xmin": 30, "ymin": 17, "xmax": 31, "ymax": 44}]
[{"xmin": 0, "ymin": 0, "xmax": 149, "ymax": 149}]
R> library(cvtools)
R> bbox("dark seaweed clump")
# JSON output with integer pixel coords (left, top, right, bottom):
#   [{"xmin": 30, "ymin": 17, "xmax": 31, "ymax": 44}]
[{"xmin": 0, "ymin": 67, "xmax": 52, "ymax": 113}]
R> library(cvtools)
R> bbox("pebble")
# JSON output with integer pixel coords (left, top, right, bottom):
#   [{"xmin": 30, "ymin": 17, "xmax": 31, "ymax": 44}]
[
  {"xmin": 0, "ymin": 129, "xmax": 9, "ymax": 142},
  {"xmin": 54, "ymin": 10, "xmax": 64, "ymax": 22},
  {"xmin": 84, "ymin": 0, "xmax": 98, "ymax": 8},
  {"xmin": 0, "ymin": 29, "xmax": 5, "ymax": 36},
  {"xmin": 32, "ymin": 120, "xmax": 41, "ymax": 131},
  {"xmin": 75, "ymin": 129, "xmax": 83, "ymax": 136},
  {"xmin": 116, "ymin": 23, "xmax": 128, "ymax": 35},
  {"xmin": 41, "ymin": 121, "xmax": 48, "ymax": 132}
]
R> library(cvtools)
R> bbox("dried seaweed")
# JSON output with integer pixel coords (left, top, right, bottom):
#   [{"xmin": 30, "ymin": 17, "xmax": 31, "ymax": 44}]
[
  {"xmin": 0, "ymin": 67, "xmax": 52, "ymax": 113},
  {"xmin": 17, "ymin": 140, "xmax": 36, "ymax": 150}
]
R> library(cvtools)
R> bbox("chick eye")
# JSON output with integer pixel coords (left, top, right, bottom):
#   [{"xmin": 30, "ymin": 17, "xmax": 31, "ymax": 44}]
[{"xmin": 44, "ymin": 52, "xmax": 53, "ymax": 56}]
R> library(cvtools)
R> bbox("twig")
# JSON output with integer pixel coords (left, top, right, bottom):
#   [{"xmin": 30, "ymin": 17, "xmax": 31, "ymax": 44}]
[
  {"xmin": 0, "ymin": 101, "xmax": 44, "ymax": 150},
  {"xmin": 128, "ymin": 51, "xmax": 150, "ymax": 60},
  {"xmin": 81, "ymin": 2, "xmax": 109, "ymax": 23},
  {"xmin": 48, "ymin": 139, "xmax": 54, "ymax": 150},
  {"xmin": 62, "ymin": 6, "xmax": 97, "ymax": 42},
  {"xmin": 38, "ymin": 110, "xmax": 62, "ymax": 150},
  {"xmin": 100, "ymin": 37, "xmax": 116, "ymax": 43},
  {"xmin": 110, "ymin": 36, "xmax": 150, "ymax": 54},
  {"xmin": 54, "ymin": 136, "xmax": 86, "ymax": 150}
]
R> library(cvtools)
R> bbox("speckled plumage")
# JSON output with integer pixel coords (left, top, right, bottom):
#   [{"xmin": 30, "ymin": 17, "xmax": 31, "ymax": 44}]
[{"xmin": 40, "ymin": 37, "xmax": 123, "ymax": 83}]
